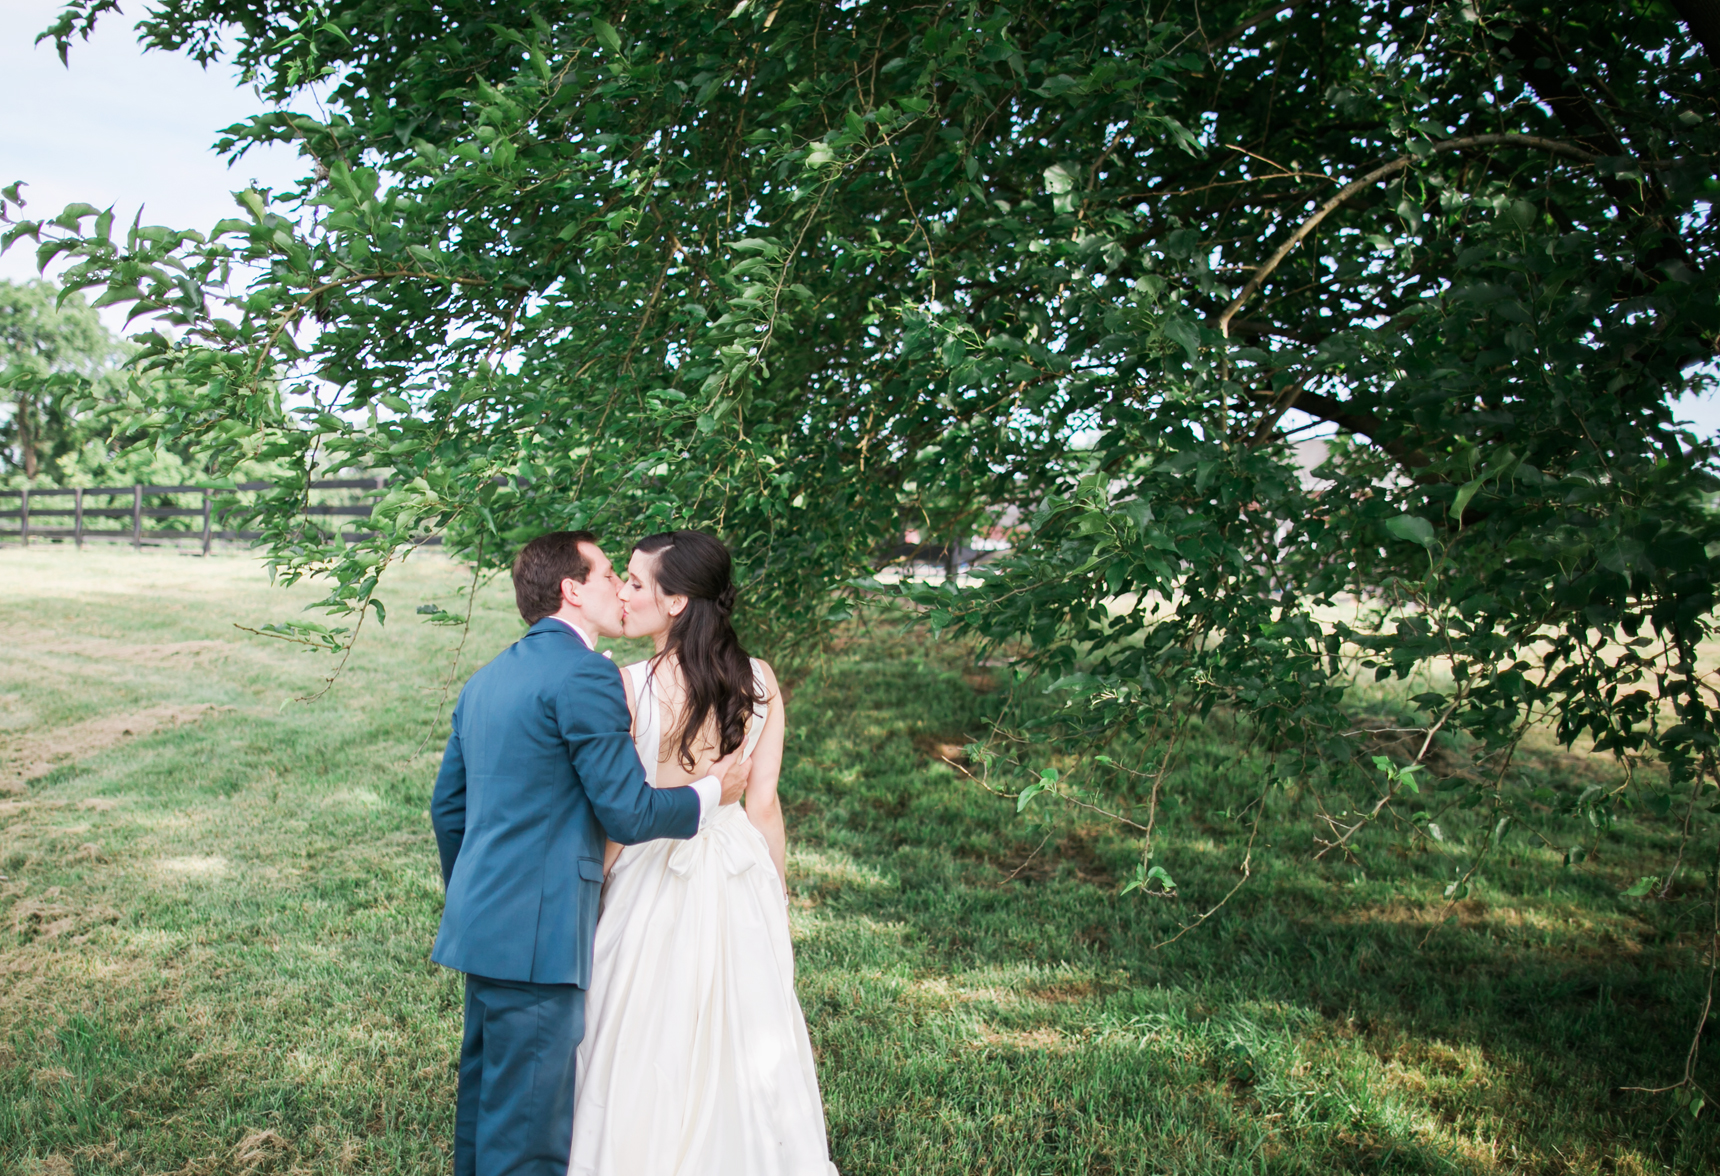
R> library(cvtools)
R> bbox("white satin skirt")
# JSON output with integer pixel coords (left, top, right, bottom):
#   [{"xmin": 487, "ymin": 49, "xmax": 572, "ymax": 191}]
[{"xmin": 570, "ymin": 803, "xmax": 839, "ymax": 1176}]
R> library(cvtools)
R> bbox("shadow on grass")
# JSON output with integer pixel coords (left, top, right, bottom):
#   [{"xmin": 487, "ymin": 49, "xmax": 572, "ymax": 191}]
[{"xmin": 785, "ymin": 642, "xmax": 1718, "ymax": 1175}]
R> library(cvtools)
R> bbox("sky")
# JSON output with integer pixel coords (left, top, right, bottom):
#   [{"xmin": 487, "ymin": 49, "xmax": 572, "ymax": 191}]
[
  {"xmin": 0, "ymin": 0, "xmax": 302, "ymax": 292},
  {"xmin": 2, "ymin": 0, "xmax": 1718, "ymax": 440}
]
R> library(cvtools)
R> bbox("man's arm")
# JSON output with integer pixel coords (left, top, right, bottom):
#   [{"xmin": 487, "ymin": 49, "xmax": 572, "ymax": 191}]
[
  {"xmin": 430, "ymin": 700, "xmax": 467, "ymax": 888},
  {"xmin": 559, "ymin": 657, "xmax": 702, "ymax": 844}
]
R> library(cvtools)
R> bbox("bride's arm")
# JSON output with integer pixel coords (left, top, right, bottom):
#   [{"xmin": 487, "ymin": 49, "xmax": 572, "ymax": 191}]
[{"xmin": 743, "ymin": 660, "xmax": 789, "ymax": 892}]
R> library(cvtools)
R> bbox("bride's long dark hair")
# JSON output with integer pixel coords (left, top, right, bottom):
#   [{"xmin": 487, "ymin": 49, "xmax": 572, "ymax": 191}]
[{"xmin": 635, "ymin": 530, "xmax": 763, "ymax": 771}]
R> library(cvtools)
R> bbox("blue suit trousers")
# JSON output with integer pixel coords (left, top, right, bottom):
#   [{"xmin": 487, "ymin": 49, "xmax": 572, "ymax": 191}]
[{"xmin": 454, "ymin": 974, "xmax": 585, "ymax": 1176}]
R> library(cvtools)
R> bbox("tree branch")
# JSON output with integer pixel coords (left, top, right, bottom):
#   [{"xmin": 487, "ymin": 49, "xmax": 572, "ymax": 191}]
[
  {"xmin": 1208, "ymin": 2, "xmax": 1299, "ymax": 53},
  {"xmin": 1218, "ymin": 134, "xmax": 1597, "ymax": 338}
]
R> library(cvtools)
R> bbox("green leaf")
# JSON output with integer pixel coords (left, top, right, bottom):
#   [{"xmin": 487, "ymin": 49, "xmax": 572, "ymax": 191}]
[
  {"xmin": 53, "ymin": 202, "xmax": 101, "ymax": 228},
  {"xmin": 592, "ymin": 19, "xmax": 622, "ymax": 54},
  {"xmin": 235, "ymin": 188, "xmax": 268, "ymax": 221},
  {"xmin": 1449, "ymin": 477, "xmax": 1483, "ymax": 521},
  {"xmin": 1384, "ymin": 514, "xmax": 1438, "ymax": 549},
  {"xmin": 1162, "ymin": 316, "xmax": 1200, "ymax": 361},
  {"xmin": 1032, "ymin": 74, "xmax": 1081, "ymax": 98}
]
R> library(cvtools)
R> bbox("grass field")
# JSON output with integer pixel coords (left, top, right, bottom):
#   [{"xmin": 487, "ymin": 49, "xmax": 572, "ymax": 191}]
[{"xmin": 0, "ymin": 545, "xmax": 1715, "ymax": 1175}]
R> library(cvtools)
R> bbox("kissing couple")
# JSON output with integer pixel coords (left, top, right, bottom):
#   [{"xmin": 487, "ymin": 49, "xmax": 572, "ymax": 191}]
[{"xmin": 430, "ymin": 529, "xmax": 839, "ymax": 1176}]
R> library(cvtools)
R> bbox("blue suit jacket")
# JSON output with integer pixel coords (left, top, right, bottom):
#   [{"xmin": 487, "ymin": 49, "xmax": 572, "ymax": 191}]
[{"xmin": 430, "ymin": 618, "xmax": 699, "ymax": 985}]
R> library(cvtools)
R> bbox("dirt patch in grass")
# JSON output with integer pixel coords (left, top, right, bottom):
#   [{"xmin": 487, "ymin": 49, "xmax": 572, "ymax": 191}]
[
  {"xmin": 986, "ymin": 828, "xmax": 1119, "ymax": 887},
  {"xmin": 233, "ymin": 1128, "xmax": 292, "ymax": 1172},
  {"xmin": 960, "ymin": 669, "xmax": 999, "ymax": 694},
  {"xmin": 155, "ymin": 855, "xmax": 230, "ymax": 879},
  {"xmin": 0, "ymin": 704, "xmax": 230, "ymax": 792},
  {"xmin": 1026, "ymin": 979, "xmax": 1101, "ymax": 1004},
  {"xmin": 1335, "ymin": 895, "xmax": 1495, "ymax": 928},
  {"xmin": 991, "ymin": 838, "xmax": 1058, "ymax": 882},
  {"xmin": 1058, "ymin": 830, "xmax": 1117, "ymax": 886},
  {"xmin": 975, "ymin": 1024, "xmax": 1070, "ymax": 1051},
  {"xmin": 911, "ymin": 733, "xmax": 974, "ymax": 765},
  {"xmin": 0, "ymin": 626, "xmax": 233, "ymax": 668},
  {"xmin": 1329, "ymin": 895, "xmax": 1660, "ymax": 960},
  {"xmin": 4, "ymin": 884, "xmax": 120, "ymax": 942}
]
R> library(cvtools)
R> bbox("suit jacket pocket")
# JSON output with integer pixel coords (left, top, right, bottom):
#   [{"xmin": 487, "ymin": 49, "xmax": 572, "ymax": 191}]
[{"xmin": 578, "ymin": 857, "xmax": 605, "ymax": 883}]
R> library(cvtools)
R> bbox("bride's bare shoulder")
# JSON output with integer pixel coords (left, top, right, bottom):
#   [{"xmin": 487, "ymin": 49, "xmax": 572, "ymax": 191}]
[{"xmin": 751, "ymin": 657, "xmax": 781, "ymax": 702}]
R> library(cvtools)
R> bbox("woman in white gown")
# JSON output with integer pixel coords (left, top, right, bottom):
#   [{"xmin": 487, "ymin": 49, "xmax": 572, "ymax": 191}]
[{"xmin": 569, "ymin": 529, "xmax": 838, "ymax": 1176}]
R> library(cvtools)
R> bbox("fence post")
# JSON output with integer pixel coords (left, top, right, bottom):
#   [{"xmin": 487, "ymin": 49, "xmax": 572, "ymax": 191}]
[
  {"xmin": 19, "ymin": 488, "xmax": 27, "ymax": 547},
  {"xmin": 74, "ymin": 488, "xmax": 84, "ymax": 549},
  {"xmin": 132, "ymin": 484, "xmax": 143, "ymax": 550},
  {"xmin": 201, "ymin": 489, "xmax": 212, "ymax": 556}
]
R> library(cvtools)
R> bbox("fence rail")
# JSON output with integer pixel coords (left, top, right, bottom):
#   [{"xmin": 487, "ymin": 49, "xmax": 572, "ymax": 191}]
[{"xmin": 0, "ymin": 477, "xmax": 435, "ymax": 553}]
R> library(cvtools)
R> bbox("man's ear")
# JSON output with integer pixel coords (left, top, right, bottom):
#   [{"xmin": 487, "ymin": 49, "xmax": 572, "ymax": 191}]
[{"xmin": 560, "ymin": 576, "xmax": 583, "ymax": 609}]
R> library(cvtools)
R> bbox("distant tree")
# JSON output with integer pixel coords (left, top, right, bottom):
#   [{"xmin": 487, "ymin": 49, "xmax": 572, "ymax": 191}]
[{"xmin": 0, "ymin": 278, "xmax": 123, "ymax": 480}]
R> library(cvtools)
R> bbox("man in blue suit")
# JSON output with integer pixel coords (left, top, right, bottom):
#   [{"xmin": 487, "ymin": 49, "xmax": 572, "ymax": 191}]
[{"xmin": 431, "ymin": 530, "xmax": 750, "ymax": 1176}]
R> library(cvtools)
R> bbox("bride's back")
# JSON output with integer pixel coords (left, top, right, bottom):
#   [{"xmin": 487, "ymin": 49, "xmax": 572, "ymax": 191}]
[{"xmin": 637, "ymin": 656, "xmax": 734, "ymax": 788}]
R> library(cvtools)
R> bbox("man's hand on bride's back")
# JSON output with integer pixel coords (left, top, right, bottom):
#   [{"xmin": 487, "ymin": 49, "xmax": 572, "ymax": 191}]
[{"xmin": 713, "ymin": 748, "xmax": 752, "ymax": 806}]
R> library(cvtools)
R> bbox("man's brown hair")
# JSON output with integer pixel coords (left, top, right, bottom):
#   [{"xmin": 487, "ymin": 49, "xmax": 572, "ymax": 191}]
[{"xmin": 512, "ymin": 530, "xmax": 599, "ymax": 623}]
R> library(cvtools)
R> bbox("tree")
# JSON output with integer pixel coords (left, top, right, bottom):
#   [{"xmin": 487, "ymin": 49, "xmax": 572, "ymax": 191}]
[
  {"xmin": 10, "ymin": 0, "xmax": 1720, "ymax": 1093},
  {"xmin": 0, "ymin": 277, "xmax": 122, "ymax": 479}
]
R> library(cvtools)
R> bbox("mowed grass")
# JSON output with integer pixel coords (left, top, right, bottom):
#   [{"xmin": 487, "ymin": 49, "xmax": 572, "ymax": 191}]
[{"xmin": 0, "ymin": 545, "xmax": 1715, "ymax": 1175}]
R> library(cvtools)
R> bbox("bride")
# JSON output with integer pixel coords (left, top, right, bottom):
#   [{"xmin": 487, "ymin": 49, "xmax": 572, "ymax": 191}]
[{"xmin": 569, "ymin": 529, "xmax": 839, "ymax": 1176}]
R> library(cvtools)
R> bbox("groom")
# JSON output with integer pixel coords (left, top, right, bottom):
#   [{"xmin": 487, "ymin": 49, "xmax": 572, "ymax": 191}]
[{"xmin": 430, "ymin": 530, "xmax": 750, "ymax": 1176}]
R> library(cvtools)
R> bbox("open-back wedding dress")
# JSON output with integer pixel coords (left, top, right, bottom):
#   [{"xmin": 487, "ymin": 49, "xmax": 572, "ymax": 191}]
[{"xmin": 569, "ymin": 658, "xmax": 838, "ymax": 1176}]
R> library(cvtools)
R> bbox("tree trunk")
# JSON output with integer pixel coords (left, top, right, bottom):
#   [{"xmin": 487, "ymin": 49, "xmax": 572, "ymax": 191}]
[{"xmin": 17, "ymin": 394, "xmax": 36, "ymax": 480}]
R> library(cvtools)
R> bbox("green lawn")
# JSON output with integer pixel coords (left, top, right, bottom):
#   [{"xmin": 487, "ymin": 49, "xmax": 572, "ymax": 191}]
[{"xmin": 0, "ymin": 546, "xmax": 1714, "ymax": 1175}]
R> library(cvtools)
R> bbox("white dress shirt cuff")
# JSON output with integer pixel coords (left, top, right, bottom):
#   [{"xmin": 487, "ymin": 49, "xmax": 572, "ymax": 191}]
[{"xmin": 689, "ymin": 774, "xmax": 720, "ymax": 830}]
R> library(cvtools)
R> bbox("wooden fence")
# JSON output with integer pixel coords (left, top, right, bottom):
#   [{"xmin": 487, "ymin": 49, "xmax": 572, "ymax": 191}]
[
  {"xmin": 3, "ymin": 481, "xmax": 994, "ymax": 562},
  {"xmin": 0, "ymin": 478, "xmax": 415, "ymax": 553}
]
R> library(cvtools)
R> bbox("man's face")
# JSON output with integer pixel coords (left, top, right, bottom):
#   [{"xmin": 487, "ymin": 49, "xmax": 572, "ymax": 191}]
[{"xmin": 567, "ymin": 541, "xmax": 626, "ymax": 637}]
